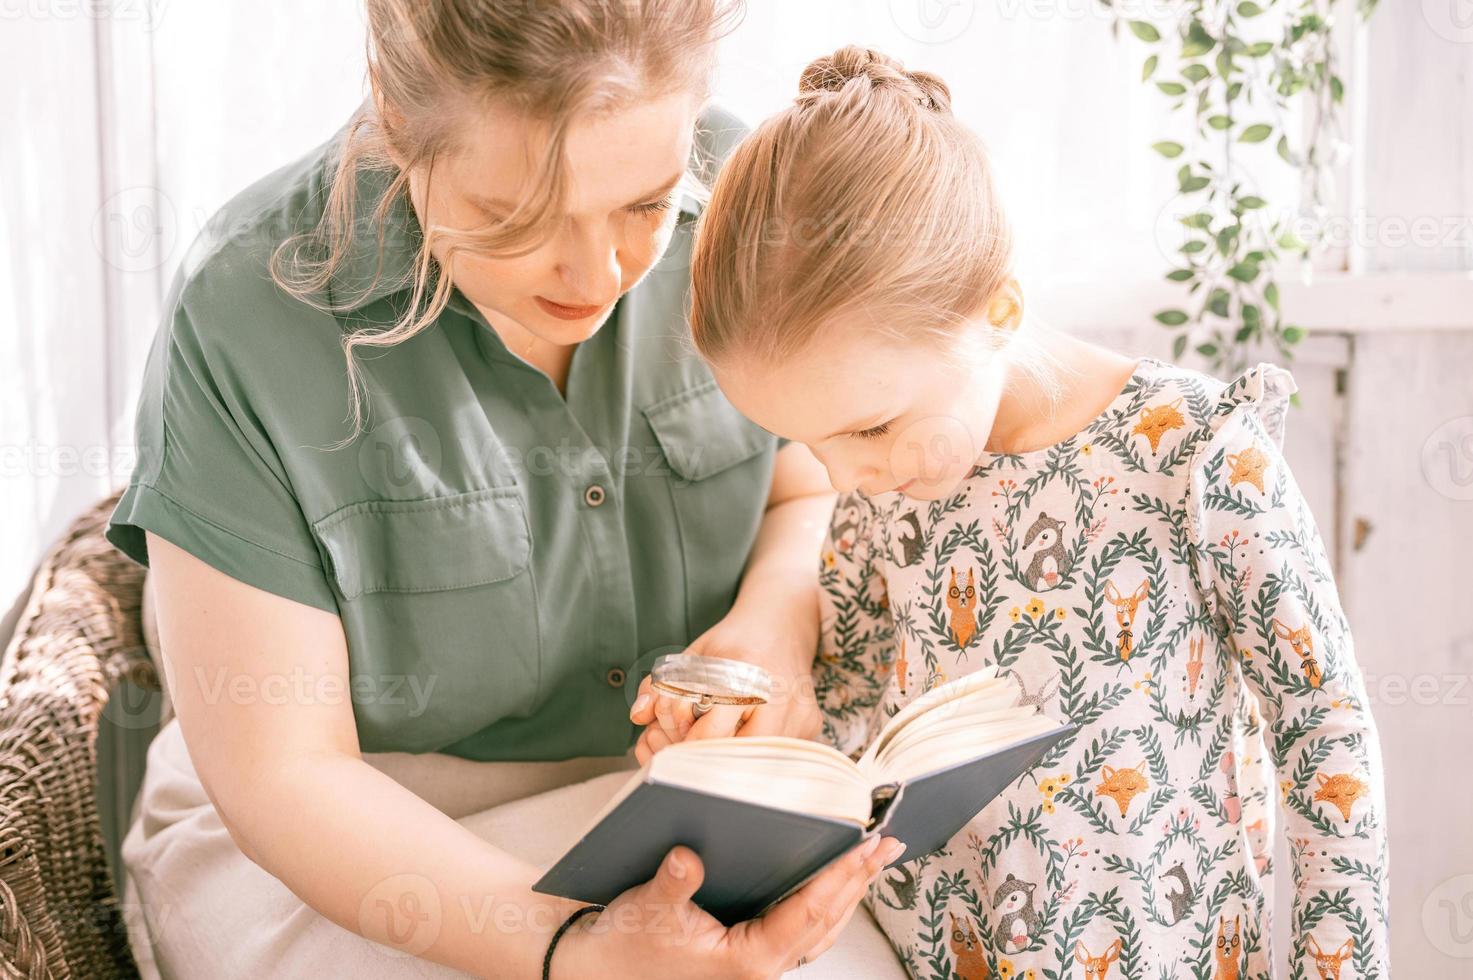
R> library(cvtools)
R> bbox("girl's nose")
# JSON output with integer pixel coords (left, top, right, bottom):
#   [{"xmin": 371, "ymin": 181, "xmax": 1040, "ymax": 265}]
[{"xmin": 821, "ymin": 454, "xmax": 878, "ymax": 495}]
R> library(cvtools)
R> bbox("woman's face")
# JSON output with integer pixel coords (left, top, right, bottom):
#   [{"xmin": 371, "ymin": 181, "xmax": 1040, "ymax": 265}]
[
  {"xmin": 712, "ymin": 318, "xmax": 1015, "ymax": 503},
  {"xmin": 406, "ymin": 90, "xmax": 700, "ymax": 350}
]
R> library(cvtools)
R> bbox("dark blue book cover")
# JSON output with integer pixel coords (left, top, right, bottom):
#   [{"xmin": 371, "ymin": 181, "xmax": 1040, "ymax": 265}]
[{"xmin": 532, "ymin": 724, "xmax": 1074, "ymax": 925}]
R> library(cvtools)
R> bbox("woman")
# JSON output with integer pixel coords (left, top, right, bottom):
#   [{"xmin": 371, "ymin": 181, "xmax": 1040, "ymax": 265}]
[{"xmin": 106, "ymin": 2, "xmax": 904, "ymax": 975}]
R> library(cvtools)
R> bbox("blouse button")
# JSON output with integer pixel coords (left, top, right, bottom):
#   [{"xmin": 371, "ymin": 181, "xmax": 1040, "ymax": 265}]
[
  {"xmin": 605, "ymin": 666, "xmax": 626, "ymax": 688},
  {"xmin": 584, "ymin": 484, "xmax": 606, "ymax": 508}
]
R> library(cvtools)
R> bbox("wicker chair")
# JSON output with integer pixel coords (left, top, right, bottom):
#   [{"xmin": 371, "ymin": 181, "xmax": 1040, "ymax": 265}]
[{"xmin": 0, "ymin": 491, "xmax": 158, "ymax": 978}]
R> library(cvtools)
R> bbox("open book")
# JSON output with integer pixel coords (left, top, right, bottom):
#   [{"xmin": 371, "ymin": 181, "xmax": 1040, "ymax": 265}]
[{"xmin": 533, "ymin": 666, "xmax": 1075, "ymax": 924}]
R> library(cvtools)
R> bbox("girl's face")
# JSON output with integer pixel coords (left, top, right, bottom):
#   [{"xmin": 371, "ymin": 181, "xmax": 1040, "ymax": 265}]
[
  {"xmin": 405, "ymin": 90, "xmax": 700, "ymax": 350},
  {"xmin": 712, "ymin": 307, "xmax": 1019, "ymax": 502}
]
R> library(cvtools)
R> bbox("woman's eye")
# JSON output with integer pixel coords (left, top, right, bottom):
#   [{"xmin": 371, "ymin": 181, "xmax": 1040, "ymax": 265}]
[
  {"xmin": 853, "ymin": 421, "xmax": 893, "ymax": 440},
  {"xmin": 629, "ymin": 195, "xmax": 674, "ymax": 216}
]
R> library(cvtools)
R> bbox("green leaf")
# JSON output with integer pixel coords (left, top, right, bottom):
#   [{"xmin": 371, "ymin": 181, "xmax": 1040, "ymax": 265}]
[
  {"xmin": 1242, "ymin": 303, "xmax": 1262, "ymax": 325},
  {"xmin": 1216, "ymin": 226, "xmax": 1240, "ymax": 255},
  {"xmin": 1172, "ymin": 334, "xmax": 1189, "ymax": 359},
  {"xmin": 1331, "ymin": 75, "xmax": 1345, "ymax": 103},
  {"xmin": 1129, "ymin": 20, "xmax": 1162, "ymax": 42},
  {"xmin": 1196, "ymin": 342, "xmax": 1219, "ymax": 357},
  {"xmin": 1182, "ymin": 240, "xmax": 1208, "ymax": 254},
  {"xmin": 1157, "ymin": 81, "xmax": 1187, "ymax": 96},
  {"xmin": 1228, "ymin": 261, "xmax": 1260, "ymax": 282},
  {"xmin": 1277, "ymin": 135, "xmax": 1293, "ymax": 163},
  {"xmin": 1183, "ymin": 64, "xmax": 1210, "ymax": 83},
  {"xmin": 1238, "ymin": 1, "xmax": 1264, "ymax": 16},
  {"xmin": 1265, "ymin": 282, "xmax": 1280, "ymax": 311},
  {"xmin": 1208, "ymin": 288, "xmax": 1231, "ymax": 318},
  {"xmin": 1238, "ymin": 195, "xmax": 1267, "ymax": 209},
  {"xmin": 1166, "ymin": 268, "xmax": 1194, "ymax": 282},
  {"xmin": 1239, "ymin": 124, "xmax": 1273, "ymax": 143},
  {"xmin": 1208, "ymin": 114, "xmax": 1232, "ymax": 130},
  {"xmin": 1182, "ymin": 21, "xmax": 1216, "ymax": 57},
  {"xmin": 1181, "ymin": 212, "xmax": 1214, "ymax": 230},
  {"xmin": 1181, "ymin": 176, "xmax": 1210, "ymax": 192},
  {"xmin": 1277, "ymin": 230, "xmax": 1308, "ymax": 251},
  {"xmin": 1248, "ymin": 41, "xmax": 1274, "ymax": 57},
  {"xmin": 1283, "ymin": 325, "xmax": 1306, "ymax": 343},
  {"xmin": 1152, "ymin": 141, "xmax": 1185, "ymax": 158},
  {"xmin": 1142, "ymin": 54, "xmax": 1159, "ymax": 81},
  {"xmin": 1156, "ymin": 309, "xmax": 1190, "ymax": 326}
]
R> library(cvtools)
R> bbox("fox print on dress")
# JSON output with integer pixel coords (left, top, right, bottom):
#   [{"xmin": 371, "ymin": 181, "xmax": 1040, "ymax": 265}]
[{"xmin": 814, "ymin": 358, "xmax": 1390, "ymax": 980}]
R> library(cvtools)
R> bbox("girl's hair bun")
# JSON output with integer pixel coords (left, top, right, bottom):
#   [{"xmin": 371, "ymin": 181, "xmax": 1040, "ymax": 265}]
[{"xmin": 796, "ymin": 45, "xmax": 952, "ymax": 114}]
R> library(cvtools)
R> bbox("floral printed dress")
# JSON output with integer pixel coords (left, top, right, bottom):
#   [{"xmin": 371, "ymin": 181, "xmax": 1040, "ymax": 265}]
[{"xmin": 813, "ymin": 357, "xmax": 1390, "ymax": 980}]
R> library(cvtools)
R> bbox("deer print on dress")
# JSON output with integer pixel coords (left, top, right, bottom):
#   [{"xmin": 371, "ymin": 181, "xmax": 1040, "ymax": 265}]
[
  {"xmin": 893, "ymin": 511, "xmax": 925, "ymax": 567},
  {"xmin": 1004, "ymin": 668, "xmax": 1061, "ymax": 711},
  {"xmin": 1186, "ymin": 635, "xmax": 1206, "ymax": 698},
  {"xmin": 1074, "ymin": 938, "xmax": 1121, "ymax": 980},
  {"xmin": 1160, "ymin": 861, "xmax": 1198, "ymax": 925},
  {"xmin": 1226, "ymin": 445, "xmax": 1270, "ymax": 493},
  {"xmin": 1306, "ymin": 934, "xmax": 1355, "ymax": 979},
  {"xmin": 1313, "ymin": 772, "xmax": 1368, "ymax": 822},
  {"xmin": 1272, "ymin": 617, "xmax": 1323, "ymax": 689},
  {"xmin": 1132, "ymin": 397, "xmax": 1186, "ymax": 454},
  {"xmin": 1096, "ymin": 762, "xmax": 1150, "ymax": 816},
  {"xmin": 1214, "ymin": 915, "xmax": 1242, "ymax": 980},
  {"xmin": 1104, "ymin": 579, "xmax": 1150, "ymax": 662},
  {"xmin": 947, "ymin": 567, "xmax": 978, "ymax": 650},
  {"xmin": 1023, "ymin": 512, "xmax": 1072, "ymax": 590},
  {"xmin": 949, "ymin": 911, "xmax": 991, "ymax": 980},
  {"xmin": 991, "ymin": 873, "xmax": 1041, "ymax": 954}
]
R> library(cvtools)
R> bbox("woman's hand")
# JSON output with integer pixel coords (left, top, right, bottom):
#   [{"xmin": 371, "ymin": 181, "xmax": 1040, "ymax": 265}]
[
  {"xmin": 553, "ymin": 835, "xmax": 906, "ymax": 979},
  {"xmin": 629, "ymin": 605, "xmax": 823, "ymax": 765}
]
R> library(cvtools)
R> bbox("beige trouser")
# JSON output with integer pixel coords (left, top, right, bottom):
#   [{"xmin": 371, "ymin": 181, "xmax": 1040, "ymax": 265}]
[{"xmin": 121, "ymin": 718, "xmax": 906, "ymax": 979}]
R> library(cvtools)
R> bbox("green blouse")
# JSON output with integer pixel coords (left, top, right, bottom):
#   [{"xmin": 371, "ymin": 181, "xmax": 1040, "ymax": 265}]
[{"xmin": 106, "ymin": 108, "xmax": 781, "ymax": 761}]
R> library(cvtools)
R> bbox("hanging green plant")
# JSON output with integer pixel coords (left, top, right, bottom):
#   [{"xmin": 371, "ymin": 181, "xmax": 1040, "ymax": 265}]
[{"xmin": 1098, "ymin": 0, "xmax": 1380, "ymax": 375}]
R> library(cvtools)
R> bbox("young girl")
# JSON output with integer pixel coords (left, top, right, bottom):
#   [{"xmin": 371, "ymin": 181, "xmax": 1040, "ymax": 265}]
[{"xmin": 688, "ymin": 46, "xmax": 1390, "ymax": 980}]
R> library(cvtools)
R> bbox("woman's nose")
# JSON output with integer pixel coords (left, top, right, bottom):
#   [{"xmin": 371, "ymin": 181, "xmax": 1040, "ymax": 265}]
[{"xmin": 555, "ymin": 223, "xmax": 621, "ymax": 304}]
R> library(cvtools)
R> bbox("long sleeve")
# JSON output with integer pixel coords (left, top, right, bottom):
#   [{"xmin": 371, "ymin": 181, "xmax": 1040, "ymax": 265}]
[
  {"xmin": 812, "ymin": 491, "xmax": 896, "ymax": 760},
  {"xmin": 1185, "ymin": 364, "xmax": 1391, "ymax": 977}
]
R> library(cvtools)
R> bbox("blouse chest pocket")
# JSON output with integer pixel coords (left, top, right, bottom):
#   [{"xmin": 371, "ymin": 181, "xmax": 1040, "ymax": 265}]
[
  {"xmin": 642, "ymin": 380, "xmax": 777, "ymax": 637},
  {"xmin": 312, "ymin": 487, "xmax": 541, "ymax": 752}
]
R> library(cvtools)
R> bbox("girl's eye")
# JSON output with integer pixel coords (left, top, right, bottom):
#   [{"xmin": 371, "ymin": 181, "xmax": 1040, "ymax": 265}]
[
  {"xmin": 853, "ymin": 421, "xmax": 893, "ymax": 440},
  {"xmin": 629, "ymin": 195, "xmax": 674, "ymax": 216}
]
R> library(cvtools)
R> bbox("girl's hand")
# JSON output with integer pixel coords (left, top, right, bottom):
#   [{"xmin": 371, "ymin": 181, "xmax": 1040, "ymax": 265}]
[
  {"xmin": 553, "ymin": 835, "xmax": 905, "ymax": 979},
  {"xmin": 629, "ymin": 608, "xmax": 822, "ymax": 765}
]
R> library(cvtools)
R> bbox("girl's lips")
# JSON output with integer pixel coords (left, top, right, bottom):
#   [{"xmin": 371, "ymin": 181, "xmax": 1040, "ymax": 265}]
[{"xmin": 535, "ymin": 296, "xmax": 606, "ymax": 321}]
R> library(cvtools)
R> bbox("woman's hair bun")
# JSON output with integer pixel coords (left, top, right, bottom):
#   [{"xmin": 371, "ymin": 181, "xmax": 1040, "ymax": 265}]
[{"xmin": 797, "ymin": 45, "xmax": 952, "ymax": 114}]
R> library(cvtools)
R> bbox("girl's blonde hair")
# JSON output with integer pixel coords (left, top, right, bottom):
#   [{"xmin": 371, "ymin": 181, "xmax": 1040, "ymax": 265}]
[
  {"xmin": 272, "ymin": 0, "xmax": 741, "ymax": 438},
  {"xmin": 690, "ymin": 46, "xmax": 1044, "ymax": 375}
]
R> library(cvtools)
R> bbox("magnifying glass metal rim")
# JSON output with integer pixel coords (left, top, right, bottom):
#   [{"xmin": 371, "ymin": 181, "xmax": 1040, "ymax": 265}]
[{"xmin": 649, "ymin": 652, "xmax": 773, "ymax": 717}]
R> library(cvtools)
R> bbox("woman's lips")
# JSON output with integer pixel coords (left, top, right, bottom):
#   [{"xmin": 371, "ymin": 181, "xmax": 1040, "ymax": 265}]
[{"xmin": 535, "ymin": 296, "xmax": 606, "ymax": 321}]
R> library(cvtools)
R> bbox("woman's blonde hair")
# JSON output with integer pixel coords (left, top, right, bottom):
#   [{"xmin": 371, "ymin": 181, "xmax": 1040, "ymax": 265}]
[
  {"xmin": 272, "ymin": 0, "xmax": 741, "ymax": 438},
  {"xmin": 690, "ymin": 45, "xmax": 1046, "ymax": 377}
]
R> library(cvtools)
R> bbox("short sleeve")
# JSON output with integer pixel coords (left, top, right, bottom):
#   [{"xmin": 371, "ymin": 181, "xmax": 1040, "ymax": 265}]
[{"xmin": 106, "ymin": 289, "xmax": 338, "ymax": 613}]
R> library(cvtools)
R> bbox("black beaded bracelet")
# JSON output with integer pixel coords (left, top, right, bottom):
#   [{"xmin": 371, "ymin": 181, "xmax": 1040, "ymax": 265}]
[{"xmin": 542, "ymin": 903, "xmax": 604, "ymax": 980}]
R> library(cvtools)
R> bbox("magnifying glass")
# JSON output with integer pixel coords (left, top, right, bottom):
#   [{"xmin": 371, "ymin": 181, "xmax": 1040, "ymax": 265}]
[{"xmin": 649, "ymin": 652, "xmax": 773, "ymax": 719}]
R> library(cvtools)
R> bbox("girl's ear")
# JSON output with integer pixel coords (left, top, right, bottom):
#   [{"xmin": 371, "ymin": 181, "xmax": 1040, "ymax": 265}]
[{"xmin": 986, "ymin": 277, "xmax": 1025, "ymax": 333}]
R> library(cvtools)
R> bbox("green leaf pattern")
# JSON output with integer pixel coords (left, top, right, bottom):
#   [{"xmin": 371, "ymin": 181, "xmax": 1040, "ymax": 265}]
[{"xmin": 812, "ymin": 358, "xmax": 1390, "ymax": 979}]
